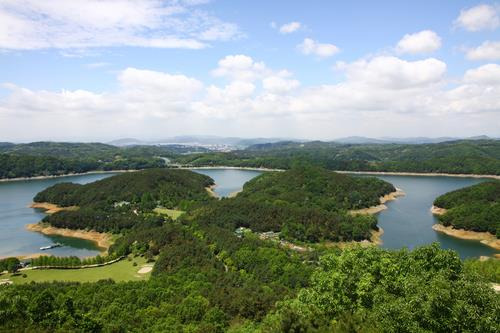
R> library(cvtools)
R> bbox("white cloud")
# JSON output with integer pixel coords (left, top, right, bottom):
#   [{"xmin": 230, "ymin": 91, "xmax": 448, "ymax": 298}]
[
  {"xmin": 0, "ymin": 0, "xmax": 241, "ymax": 50},
  {"xmin": 262, "ymin": 76, "xmax": 300, "ymax": 93},
  {"xmin": 464, "ymin": 63, "xmax": 500, "ymax": 85},
  {"xmin": 212, "ymin": 54, "xmax": 280, "ymax": 81},
  {"xmin": 396, "ymin": 30, "xmax": 441, "ymax": 54},
  {"xmin": 465, "ymin": 40, "xmax": 500, "ymax": 60},
  {"xmin": 336, "ymin": 56, "xmax": 446, "ymax": 89},
  {"xmin": 1, "ymin": 55, "xmax": 499, "ymax": 140},
  {"xmin": 298, "ymin": 38, "xmax": 340, "ymax": 58},
  {"xmin": 279, "ymin": 21, "xmax": 301, "ymax": 34},
  {"xmin": 454, "ymin": 4, "xmax": 499, "ymax": 31}
]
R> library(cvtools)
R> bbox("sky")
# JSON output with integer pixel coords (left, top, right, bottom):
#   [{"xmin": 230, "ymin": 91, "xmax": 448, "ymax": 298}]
[{"xmin": 0, "ymin": 0, "xmax": 499, "ymax": 142}]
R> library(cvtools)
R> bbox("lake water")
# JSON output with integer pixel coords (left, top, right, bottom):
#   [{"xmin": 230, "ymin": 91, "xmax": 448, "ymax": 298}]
[
  {"xmin": 0, "ymin": 173, "xmax": 116, "ymax": 258},
  {"xmin": 0, "ymin": 168, "xmax": 496, "ymax": 259},
  {"xmin": 192, "ymin": 168, "xmax": 263, "ymax": 197},
  {"xmin": 194, "ymin": 169, "xmax": 497, "ymax": 259}
]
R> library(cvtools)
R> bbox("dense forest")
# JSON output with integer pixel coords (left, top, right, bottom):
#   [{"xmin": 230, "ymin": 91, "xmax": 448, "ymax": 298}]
[
  {"xmin": 174, "ymin": 139, "xmax": 500, "ymax": 175},
  {"xmin": 35, "ymin": 169, "xmax": 215, "ymax": 233},
  {"xmin": 188, "ymin": 165, "xmax": 395, "ymax": 243},
  {"xmin": 434, "ymin": 181, "xmax": 500, "ymax": 236},
  {"xmin": 2, "ymin": 139, "xmax": 500, "ymax": 179},
  {"xmin": 0, "ymin": 142, "xmax": 199, "ymax": 179},
  {"xmin": 1, "ymin": 161, "xmax": 499, "ymax": 332}
]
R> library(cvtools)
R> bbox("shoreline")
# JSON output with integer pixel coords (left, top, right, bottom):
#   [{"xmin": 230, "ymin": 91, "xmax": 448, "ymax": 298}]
[
  {"xmin": 350, "ymin": 188, "xmax": 405, "ymax": 215},
  {"xmin": 30, "ymin": 202, "xmax": 78, "ymax": 214},
  {"xmin": 430, "ymin": 205, "xmax": 500, "ymax": 251},
  {"xmin": 26, "ymin": 223, "xmax": 112, "ymax": 254},
  {"xmin": 0, "ymin": 169, "xmax": 136, "ymax": 183},
  {"xmin": 1, "ymin": 167, "xmax": 498, "ymax": 183},
  {"xmin": 182, "ymin": 166, "xmax": 284, "ymax": 172},
  {"xmin": 432, "ymin": 224, "xmax": 500, "ymax": 251},
  {"xmin": 335, "ymin": 170, "xmax": 500, "ymax": 180},
  {"xmin": 325, "ymin": 227, "xmax": 385, "ymax": 249},
  {"xmin": 206, "ymin": 185, "xmax": 219, "ymax": 198}
]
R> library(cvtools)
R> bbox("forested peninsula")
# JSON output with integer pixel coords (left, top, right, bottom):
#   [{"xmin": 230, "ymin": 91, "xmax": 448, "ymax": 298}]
[{"xmin": 432, "ymin": 181, "xmax": 500, "ymax": 250}]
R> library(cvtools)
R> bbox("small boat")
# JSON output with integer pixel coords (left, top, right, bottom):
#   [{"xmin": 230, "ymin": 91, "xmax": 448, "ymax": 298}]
[{"xmin": 40, "ymin": 243, "xmax": 62, "ymax": 250}]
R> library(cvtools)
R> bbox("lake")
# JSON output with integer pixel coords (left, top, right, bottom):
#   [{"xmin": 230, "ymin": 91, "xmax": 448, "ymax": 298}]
[
  {"xmin": 0, "ymin": 168, "xmax": 496, "ymax": 259},
  {"xmin": 0, "ymin": 173, "xmax": 117, "ymax": 258}
]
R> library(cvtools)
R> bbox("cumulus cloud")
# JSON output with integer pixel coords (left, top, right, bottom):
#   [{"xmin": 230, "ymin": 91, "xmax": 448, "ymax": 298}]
[
  {"xmin": 454, "ymin": 4, "xmax": 499, "ymax": 31},
  {"xmin": 1, "ymin": 55, "xmax": 499, "ymax": 140},
  {"xmin": 465, "ymin": 40, "xmax": 500, "ymax": 60},
  {"xmin": 262, "ymin": 76, "xmax": 300, "ymax": 93},
  {"xmin": 298, "ymin": 38, "xmax": 340, "ymax": 58},
  {"xmin": 336, "ymin": 56, "xmax": 446, "ymax": 89},
  {"xmin": 464, "ymin": 63, "xmax": 500, "ymax": 85},
  {"xmin": 0, "ymin": 0, "xmax": 241, "ymax": 50},
  {"xmin": 396, "ymin": 30, "xmax": 441, "ymax": 54},
  {"xmin": 279, "ymin": 21, "xmax": 302, "ymax": 34}
]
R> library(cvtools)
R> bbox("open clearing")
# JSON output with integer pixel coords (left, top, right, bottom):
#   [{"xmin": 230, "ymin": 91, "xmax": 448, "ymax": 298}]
[
  {"xmin": 153, "ymin": 207, "xmax": 184, "ymax": 220},
  {"xmin": 6, "ymin": 256, "xmax": 152, "ymax": 284}
]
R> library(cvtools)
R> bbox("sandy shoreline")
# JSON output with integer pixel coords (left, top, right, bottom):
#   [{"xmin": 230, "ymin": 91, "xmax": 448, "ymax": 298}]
[
  {"xmin": 183, "ymin": 166, "xmax": 285, "ymax": 172},
  {"xmin": 336, "ymin": 170, "xmax": 500, "ymax": 180},
  {"xmin": 350, "ymin": 188, "xmax": 405, "ymax": 215},
  {"xmin": 431, "ymin": 205, "xmax": 500, "ymax": 251},
  {"xmin": 206, "ymin": 185, "xmax": 219, "ymax": 198},
  {"xmin": 326, "ymin": 227, "xmax": 385, "ymax": 249},
  {"xmin": 26, "ymin": 223, "xmax": 112, "ymax": 254},
  {"xmin": 0, "ymin": 169, "xmax": 137, "ymax": 183},
  {"xmin": 30, "ymin": 202, "xmax": 78, "ymax": 214},
  {"xmin": 2, "ymin": 167, "xmax": 497, "ymax": 183},
  {"xmin": 432, "ymin": 224, "xmax": 500, "ymax": 251}
]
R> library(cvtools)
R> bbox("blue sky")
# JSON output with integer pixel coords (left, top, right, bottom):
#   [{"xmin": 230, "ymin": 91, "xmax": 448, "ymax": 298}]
[{"xmin": 0, "ymin": 0, "xmax": 499, "ymax": 141}]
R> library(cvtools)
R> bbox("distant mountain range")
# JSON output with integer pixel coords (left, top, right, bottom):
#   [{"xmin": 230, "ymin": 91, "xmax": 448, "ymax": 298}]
[
  {"xmin": 331, "ymin": 135, "xmax": 497, "ymax": 144},
  {"xmin": 108, "ymin": 135, "xmax": 498, "ymax": 149},
  {"xmin": 108, "ymin": 136, "xmax": 300, "ymax": 149}
]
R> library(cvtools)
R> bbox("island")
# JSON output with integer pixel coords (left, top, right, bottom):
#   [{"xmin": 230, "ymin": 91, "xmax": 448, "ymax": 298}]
[{"xmin": 432, "ymin": 180, "xmax": 500, "ymax": 250}]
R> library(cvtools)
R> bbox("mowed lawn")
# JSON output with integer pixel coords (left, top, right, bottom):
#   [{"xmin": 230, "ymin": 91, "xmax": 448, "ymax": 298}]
[
  {"xmin": 8, "ymin": 256, "xmax": 153, "ymax": 284},
  {"xmin": 153, "ymin": 207, "xmax": 184, "ymax": 220}
]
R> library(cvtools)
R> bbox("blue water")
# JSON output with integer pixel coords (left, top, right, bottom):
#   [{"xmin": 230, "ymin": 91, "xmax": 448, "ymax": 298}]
[
  {"xmin": 192, "ymin": 168, "xmax": 263, "ymax": 197},
  {"xmin": 0, "ymin": 173, "xmax": 116, "ymax": 258},
  {"xmin": 373, "ymin": 175, "xmax": 496, "ymax": 258}
]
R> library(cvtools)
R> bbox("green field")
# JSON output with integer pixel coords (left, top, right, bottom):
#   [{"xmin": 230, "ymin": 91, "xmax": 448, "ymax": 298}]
[
  {"xmin": 6, "ymin": 256, "xmax": 152, "ymax": 284},
  {"xmin": 153, "ymin": 207, "xmax": 185, "ymax": 220}
]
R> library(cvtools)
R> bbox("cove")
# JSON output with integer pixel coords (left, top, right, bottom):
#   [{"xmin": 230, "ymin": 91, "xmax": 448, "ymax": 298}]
[{"xmin": 0, "ymin": 173, "xmax": 117, "ymax": 258}]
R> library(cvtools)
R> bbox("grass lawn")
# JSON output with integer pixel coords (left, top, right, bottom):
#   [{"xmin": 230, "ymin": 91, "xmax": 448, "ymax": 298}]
[
  {"xmin": 153, "ymin": 207, "xmax": 184, "ymax": 220},
  {"xmin": 7, "ymin": 256, "xmax": 153, "ymax": 284}
]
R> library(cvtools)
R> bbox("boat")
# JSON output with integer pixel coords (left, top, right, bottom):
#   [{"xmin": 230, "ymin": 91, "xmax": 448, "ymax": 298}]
[{"xmin": 40, "ymin": 243, "xmax": 62, "ymax": 250}]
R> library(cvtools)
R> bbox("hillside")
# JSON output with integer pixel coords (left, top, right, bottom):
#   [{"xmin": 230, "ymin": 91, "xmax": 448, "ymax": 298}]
[
  {"xmin": 191, "ymin": 165, "xmax": 395, "ymax": 243},
  {"xmin": 239, "ymin": 164, "xmax": 395, "ymax": 210},
  {"xmin": 434, "ymin": 181, "xmax": 500, "ymax": 236},
  {"xmin": 34, "ymin": 169, "xmax": 215, "ymax": 232},
  {"xmin": 174, "ymin": 139, "xmax": 500, "ymax": 175}
]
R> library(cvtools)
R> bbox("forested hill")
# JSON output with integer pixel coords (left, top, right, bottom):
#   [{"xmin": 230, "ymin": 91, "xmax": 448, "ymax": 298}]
[
  {"xmin": 434, "ymin": 181, "xmax": 500, "ymax": 236},
  {"xmin": 239, "ymin": 164, "xmax": 395, "ymax": 210},
  {"xmin": 191, "ymin": 166, "xmax": 395, "ymax": 243},
  {"xmin": 34, "ymin": 169, "xmax": 215, "ymax": 232},
  {"xmin": 0, "ymin": 142, "xmax": 191, "ymax": 179},
  {"xmin": 173, "ymin": 139, "xmax": 500, "ymax": 175}
]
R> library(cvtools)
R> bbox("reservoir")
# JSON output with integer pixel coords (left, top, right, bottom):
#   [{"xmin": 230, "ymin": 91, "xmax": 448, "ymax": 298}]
[
  {"xmin": 0, "ymin": 173, "xmax": 116, "ymax": 258},
  {"xmin": 0, "ymin": 168, "xmax": 496, "ymax": 259}
]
